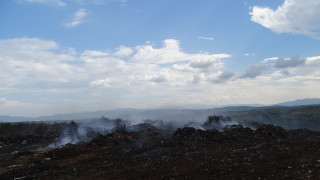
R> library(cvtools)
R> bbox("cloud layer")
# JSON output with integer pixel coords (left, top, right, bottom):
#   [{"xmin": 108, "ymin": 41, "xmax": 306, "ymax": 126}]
[{"xmin": 0, "ymin": 38, "xmax": 319, "ymax": 116}]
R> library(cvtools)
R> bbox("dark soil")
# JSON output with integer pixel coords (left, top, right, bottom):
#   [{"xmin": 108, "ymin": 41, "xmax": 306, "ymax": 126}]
[{"xmin": 1, "ymin": 124, "xmax": 320, "ymax": 179}]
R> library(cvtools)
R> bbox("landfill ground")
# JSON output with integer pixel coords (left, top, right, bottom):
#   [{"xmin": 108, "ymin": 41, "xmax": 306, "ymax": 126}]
[{"xmin": 1, "ymin": 121, "xmax": 320, "ymax": 180}]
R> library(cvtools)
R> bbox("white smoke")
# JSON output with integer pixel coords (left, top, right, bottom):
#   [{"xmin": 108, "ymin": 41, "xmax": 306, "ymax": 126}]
[
  {"xmin": 48, "ymin": 117, "xmax": 116, "ymax": 148},
  {"xmin": 47, "ymin": 115, "xmax": 249, "ymax": 148}
]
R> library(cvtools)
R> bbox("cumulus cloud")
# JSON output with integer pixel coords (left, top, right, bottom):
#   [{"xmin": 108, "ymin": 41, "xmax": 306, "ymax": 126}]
[
  {"xmin": 0, "ymin": 38, "xmax": 80, "ymax": 91},
  {"xmin": 0, "ymin": 37, "xmax": 230, "ymax": 93},
  {"xmin": 189, "ymin": 54, "xmax": 227, "ymax": 70},
  {"xmin": 171, "ymin": 64, "xmax": 194, "ymax": 72},
  {"xmin": 250, "ymin": 0, "xmax": 320, "ymax": 38},
  {"xmin": 0, "ymin": 37, "xmax": 231, "ymax": 92},
  {"xmin": 65, "ymin": 9, "xmax": 88, "ymax": 28},
  {"xmin": 240, "ymin": 64, "xmax": 269, "ymax": 79},
  {"xmin": 114, "ymin": 46, "xmax": 133, "ymax": 57},
  {"xmin": 21, "ymin": 0, "xmax": 66, "ymax": 6},
  {"xmin": 208, "ymin": 71, "xmax": 235, "ymax": 84},
  {"xmin": 128, "ymin": 69, "xmax": 173, "ymax": 84},
  {"xmin": 261, "ymin": 55, "xmax": 320, "ymax": 78},
  {"xmin": 274, "ymin": 55, "xmax": 306, "ymax": 68},
  {"xmin": 82, "ymin": 50, "xmax": 108, "ymax": 57},
  {"xmin": 131, "ymin": 39, "xmax": 230, "ymax": 66},
  {"xmin": 132, "ymin": 39, "xmax": 184, "ymax": 64},
  {"xmin": 1, "ymin": 37, "xmax": 319, "ymax": 116},
  {"xmin": 292, "ymin": 56, "xmax": 320, "ymax": 75},
  {"xmin": 0, "ymin": 38, "xmax": 75, "ymax": 65}
]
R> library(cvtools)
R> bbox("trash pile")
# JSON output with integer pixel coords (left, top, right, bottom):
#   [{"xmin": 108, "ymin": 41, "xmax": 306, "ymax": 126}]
[{"xmin": 1, "ymin": 117, "xmax": 320, "ymax": 179}]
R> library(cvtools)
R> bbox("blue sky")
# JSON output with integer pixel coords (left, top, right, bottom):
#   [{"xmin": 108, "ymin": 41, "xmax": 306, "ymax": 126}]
[{"xmin": 0, "ymin": 0, "xmax": 320, "ymax": 116}]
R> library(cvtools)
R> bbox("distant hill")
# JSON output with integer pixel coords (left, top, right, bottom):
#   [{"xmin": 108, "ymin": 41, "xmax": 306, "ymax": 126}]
[
  {"xmin": 0, "ymin": 116, "xmax": 30, "ymax": 122},
  {"xmin": 1, "ymin": 100, "xmax": 320, "ymax": 131},
  {"xmin": 25, "ymin": 105, "xmax": 320, "ymax": 130},
  {"xmin": 225, "ymin": 105, "xmax": 320, "ymax": 131},
  {"xmin": 275, "ymin": 98, "xmax": 320, "ymax": 106}
]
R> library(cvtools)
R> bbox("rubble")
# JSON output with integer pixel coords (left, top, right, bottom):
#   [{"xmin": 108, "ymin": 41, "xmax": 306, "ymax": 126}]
[{"xmin": 0, "ymin": 120, "xmax": 320, "ymax": 179}]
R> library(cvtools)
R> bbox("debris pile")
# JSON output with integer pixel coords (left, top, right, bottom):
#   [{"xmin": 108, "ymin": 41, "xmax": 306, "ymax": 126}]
[{"xmin": 1, "ymin": 118, "xmax": 320, "ymax": 179}]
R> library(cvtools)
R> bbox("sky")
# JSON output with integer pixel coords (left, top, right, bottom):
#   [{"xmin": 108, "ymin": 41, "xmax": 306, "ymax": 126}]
[{"xmin": 0, "ymin": 0, "xmax": 320, "ymax": 116}]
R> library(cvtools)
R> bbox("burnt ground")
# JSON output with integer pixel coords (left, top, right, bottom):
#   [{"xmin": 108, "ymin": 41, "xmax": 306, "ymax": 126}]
[{"xmin": 1, "ymin": 123, "xmax": 320, "ymax": 179}]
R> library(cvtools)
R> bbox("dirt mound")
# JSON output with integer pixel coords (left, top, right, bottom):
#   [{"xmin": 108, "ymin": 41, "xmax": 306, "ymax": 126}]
[
  {"xmin": 255, "ymin": 124, "xmax": 288, "ymax": 139},
  {"xmin": 171, "ymin": 127, "xmax": 226, "ymax": 147}
]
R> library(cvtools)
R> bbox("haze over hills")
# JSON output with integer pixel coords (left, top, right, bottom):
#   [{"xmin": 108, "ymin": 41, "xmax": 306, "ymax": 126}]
[
  {"xmin": 2, "ymin": 100, "xmax": 319, "ymax": 131},
  {"xmin": 0, "ymin": 98, "xmax": 319, "ymax": 120},
  {"xmin": 275, "ymin": 98, "xmax": 320, "ymax": 106},
  {"xmin": 0, "ymin": 116, "xmax": 30, "ymax": 122},
  {"xmin": 1, "ymin": 98, "xmax": 320, "ymax": 131}
]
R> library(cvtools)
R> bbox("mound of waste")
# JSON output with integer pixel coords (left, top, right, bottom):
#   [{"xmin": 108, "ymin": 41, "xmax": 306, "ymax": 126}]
[{"xmin": 1, "ymin": 117, "xmax": 320, "ymax": 179}]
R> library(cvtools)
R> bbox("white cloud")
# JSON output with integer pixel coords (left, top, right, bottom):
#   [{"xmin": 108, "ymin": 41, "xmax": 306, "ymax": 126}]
[
  {"xmin": 146, "ymin": 74, "xmax": 169, "ymax": 83},
  {"xmin": 292, "ymin": 56, "xmax": 320, "ymax": 76},
  {"xmin": 262, "ymin": 57, "xmax": 279, "ymax": 63},
  {"xmin": 0, "ymin": 98, "xmax": 26, "ymax": 108},
  {"xmin": 0, "ymin": 37, "xmax": 58, "ymax": 51},
  {"xmin": 260, "ymin": 55, "xmax": 320, "ymax": 79},
  {"xmin": 132, "ymin": 39, "xmax": 185, "ymax": 64},
  {"xmin": 1, "ymin": 37, "xmax": 320, "ymax": 116},
  {"xmin": 90, "ymin": 78, "xmax": 111, "ymax": 87},
  {"xmin": 250, "ymin": 0, "xmax": 320, "ymax": 38},
  {"xmin": 306, "ymin": 56, "xmax": 320, "ymax": 64},
  {"xmin": 243, "ymin": 53, "xmax": 255, "ymax": 56},
  {"xmin": 172, "ymin": 64, "xmax": 194, "ymax": 72},
  {"xmin": 189, "ymin": 54, "xmax": 227, "ymax": 70},
  {"xmin": 65, "ymin": 9, "xmax": 88, "ymax": 28},
  {"xmin": 128, "ymin": 69, "xmax": 175, "ymax": 84},
  {"xmin": 198, "ymin": 36, "xmax": 214, "ymax": 41},
  {"xmin": 170, "ymin": 53, "xmax": 229, "ymax": 72},
  {"xmin": 0, "ymin": 38, "xmax": 80, "ymax": 91},
  {"xmin": 132, "ymin": 39, "xmax": 230, "ymax": 71},
  {"xmin": 114, "ymin": 46, "xmax": 133, "ymax": 57},
  {"xmin": 82, "ymin": 50, "xmax": 108, "ymax": 57},
  {"xmin": 21, "ymin": 0, "xmax": 66, "ymax": 6}
]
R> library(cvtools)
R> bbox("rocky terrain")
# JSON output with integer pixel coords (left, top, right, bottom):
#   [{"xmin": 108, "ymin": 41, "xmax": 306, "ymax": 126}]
[{"xmin": 1, "ymin": 118, "xmax": 320, "ymax": 179}]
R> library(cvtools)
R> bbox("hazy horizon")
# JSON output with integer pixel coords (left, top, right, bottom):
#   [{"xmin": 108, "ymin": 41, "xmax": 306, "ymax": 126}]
[{"xmin": 1, "ymin": 0, "xmax": 320, "ymax": 116}]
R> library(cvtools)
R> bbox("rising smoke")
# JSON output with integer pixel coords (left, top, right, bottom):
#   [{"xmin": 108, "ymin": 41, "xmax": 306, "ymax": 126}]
[{"xmin": 48, "ymin": 115, "xmax": 246, "ymax": 148}]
